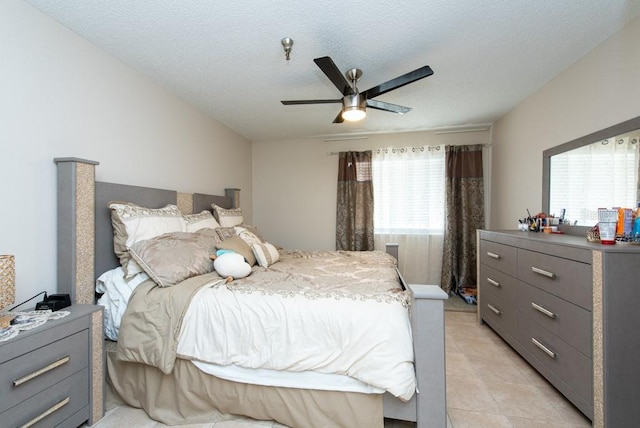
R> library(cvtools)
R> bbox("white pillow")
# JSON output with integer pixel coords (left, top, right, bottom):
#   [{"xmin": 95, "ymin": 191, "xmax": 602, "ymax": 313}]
[
  {"xmin": 213, "ymin": 252, "xmax": 252, "ymax": 278},
  {"xmin": 252, "ymin": 242, "xmax": 280, "ymax": 268},
  {"xmin": 212, "ymin": 204, "xmax": 243, "ymax": 227},
  {"xmin": 109, "ymin": 203, "xmax": 186, "ymax": 277},
  {"xmin": 184, "ymin": 210, "xmax": 221, "ymax": 232}
]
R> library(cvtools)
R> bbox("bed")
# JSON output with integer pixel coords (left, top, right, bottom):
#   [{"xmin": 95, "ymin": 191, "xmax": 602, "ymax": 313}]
[{"xmin": 54, "ymin": 157, "xmax": 447, "ymax": 427}]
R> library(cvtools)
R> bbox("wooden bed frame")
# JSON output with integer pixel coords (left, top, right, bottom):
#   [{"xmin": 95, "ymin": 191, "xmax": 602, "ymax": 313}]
[{"xmin": 54, "ymin": 157, "xmax": 448, "ymax": 427}]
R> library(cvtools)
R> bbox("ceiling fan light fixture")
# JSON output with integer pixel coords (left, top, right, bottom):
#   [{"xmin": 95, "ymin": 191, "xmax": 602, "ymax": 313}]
[{"xmin": 341, "ymin": 94, "xmax": 366, "ymax": 122}]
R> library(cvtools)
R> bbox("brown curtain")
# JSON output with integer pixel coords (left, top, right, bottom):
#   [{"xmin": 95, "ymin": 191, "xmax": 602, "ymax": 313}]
[
  {"xmin": 336, "ymin": 151, "xmax": 374, "ymax": 251},
  {"xmin": 441, "ymin": 145, "xmax": 485, "ymax": 297}
]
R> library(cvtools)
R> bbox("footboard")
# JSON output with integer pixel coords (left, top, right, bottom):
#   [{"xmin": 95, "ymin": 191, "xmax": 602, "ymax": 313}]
[{"xmin": 384, "ymin": 244, "xmax": 448, "ymax": 427}]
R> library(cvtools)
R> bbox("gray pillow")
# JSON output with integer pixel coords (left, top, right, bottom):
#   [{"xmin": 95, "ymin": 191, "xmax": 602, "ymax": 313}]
[{"xmin": 129, "ymin": 229, "xmax": 221, "ymax": 287}]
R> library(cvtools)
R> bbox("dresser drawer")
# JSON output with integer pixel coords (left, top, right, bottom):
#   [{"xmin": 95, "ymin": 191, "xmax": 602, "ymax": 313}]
[
  {"xmin": 518, "ymin": 315, "xmax": 592, "ymax": 403},
  {"xmin": 480, "ymin": 264, "xmax": 517, "ymax": 306},
  {"xmin": 480, "ymin": 265, "xmax": 518, "ymax": 338},
  {"xmin": 517, "ymin": 249, "xmax": 592, "ymax": 310},
  {"xmin": 3, "ymin": 367, "xmax": 88, "ymax": 428},
  {"xmin": 480, "ymin": 240, "xmax": 517, "ymax": 277},
  {"xmin": 0, "ymin": 330, "xmax": 89, "ymax": 413},
  {"xmin": 517, "ymin": 281, "xmax": 592, "ymax": 357}
]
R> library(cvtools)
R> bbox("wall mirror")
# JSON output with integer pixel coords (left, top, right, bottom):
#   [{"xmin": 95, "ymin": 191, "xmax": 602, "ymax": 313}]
[{"xmin": 542, "ymin": 115, "xmax": 640, "ymax": 229}]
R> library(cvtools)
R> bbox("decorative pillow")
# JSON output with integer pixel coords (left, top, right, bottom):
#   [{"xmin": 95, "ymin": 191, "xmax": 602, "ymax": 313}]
[
  {"xmin": 109, "ymin": 202, "xmax": 186, "ymax": 277},
  {"xmin": 212, "ymin": 204, "xmax": 243, "ymax": 227},
  {"xmin": 213, "ymin": 252, "xmax": 251, "ymax": 279},
  {"xmin": 184, "ymin": 210, "xmax": 221, "ymax": 232},
  {"xmin": 216, "ymin": 226, "xmax": 237, "ymax": 241},
  {"xmin": 235, "ymin": 225, "xmax": 266, "ymax": 243},
  {"xmin": 216, "ymin": 236, "xmax": 256, "ymax": 266},
  {"xmin": 235, "ymin": 227, "xmax": 262, "ymax": 247},
  {"xmin": 252, "ymin": 242, "xmax": 280, "ymax": 268},
  {"xmin": 129, "ymin": 229, "xmax": 221, "ymax": 287}
]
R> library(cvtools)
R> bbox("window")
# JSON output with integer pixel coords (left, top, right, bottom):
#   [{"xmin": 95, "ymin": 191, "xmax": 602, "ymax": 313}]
[{"xmin": 372, "ymin": 146, "xmax": 445, "ymax": 234}]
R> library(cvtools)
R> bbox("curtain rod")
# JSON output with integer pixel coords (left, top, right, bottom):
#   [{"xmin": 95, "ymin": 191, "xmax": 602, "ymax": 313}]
[{"xmin": 327, "ymin": 142, "xmax": 491, "ymax": 156}]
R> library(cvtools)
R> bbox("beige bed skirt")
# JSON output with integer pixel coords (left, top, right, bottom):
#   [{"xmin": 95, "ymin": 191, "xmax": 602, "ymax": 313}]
[{"xmin": 106, "ymin": 342, "xmax": 384, "ymax": 427}]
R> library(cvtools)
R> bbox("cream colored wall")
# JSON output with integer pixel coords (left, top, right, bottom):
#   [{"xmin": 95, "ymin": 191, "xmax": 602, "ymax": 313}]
[
  {"xmin": 253, "ymin": 130, "xmax": 491, "ymax": 250},
  {"xmin": 491, "ymin": 16, "xmax": 640, "ymax": 229},
  {"xmin": 0, "ymin": 1, "xmax": 252, "ymax": 305}
]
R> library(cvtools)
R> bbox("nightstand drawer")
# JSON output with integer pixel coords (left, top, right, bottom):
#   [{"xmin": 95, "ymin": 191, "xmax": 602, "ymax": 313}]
[
  {"xmin": 480, "ymin": 240, "xmax": 517, "ymax": 277},
  {"xmin": 3, "ymin": 368, "xmax": 88, "ymax": 428},
  {"xmin": 517, "ymin": 249, "xmax": 592, "ymax": 310},
  {"xmin": 517, "ymin": 281, "xmax": 592, "ymax": 357},
  {"xmin": 518, "ymin": 315, "xmax": 592, "ymax": 403},
  {"xmin": 0, "ymin": 329, "xmax": 89, "ymax": 413}
]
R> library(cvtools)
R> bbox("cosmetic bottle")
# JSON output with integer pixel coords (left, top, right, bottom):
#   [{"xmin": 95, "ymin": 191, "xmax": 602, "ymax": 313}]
[{"xmin": 632, "ymin": 203, "xmax": 640, "ymax": 241}]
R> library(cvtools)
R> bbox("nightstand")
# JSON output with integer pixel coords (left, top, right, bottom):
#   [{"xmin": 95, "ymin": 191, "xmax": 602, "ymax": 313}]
[{"xmin": 0, "ymin": 304, "xmax": 104, "ymax": 427}]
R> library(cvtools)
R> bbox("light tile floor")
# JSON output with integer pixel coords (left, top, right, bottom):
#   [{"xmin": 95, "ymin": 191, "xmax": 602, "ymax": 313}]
[{"xmin": 89, "ymin": 311, "xmax": 592, "ymax": 427}]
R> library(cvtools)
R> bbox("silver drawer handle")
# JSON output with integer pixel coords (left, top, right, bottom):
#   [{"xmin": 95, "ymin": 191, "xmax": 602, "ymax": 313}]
[
  {"xmin": 19, "ymin": 397, "xmax": 70, "ymax": 428},
  {"xmin": 531, "ymin": 266, "xmax": 555, "ymax": 279},
  {"xmin": 531, "ymin": 302, "xmax": 556, "ymax": 319},
  {"xmin": 531, "ymin": 337, "xmax": 556, "ymax": 359},
  {"xmin": 487, "ymin": 304, "xmax": 501, "ymax": 315},
  {"xmin": 487, "ymin": 277, "xmax": 500, "ymax": 287},
  {"xmin": 486, "ymin": 251, "xmax": 500, "ymax": 259},
  {"xmin": 13, "ymin": 356, "xmax": 70, "ymax": 387}
]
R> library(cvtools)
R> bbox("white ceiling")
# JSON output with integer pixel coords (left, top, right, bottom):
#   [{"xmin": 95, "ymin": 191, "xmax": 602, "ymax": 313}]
[{"xmin": 25, "ymin": 0, "xmax": 640, "ymax": 142}]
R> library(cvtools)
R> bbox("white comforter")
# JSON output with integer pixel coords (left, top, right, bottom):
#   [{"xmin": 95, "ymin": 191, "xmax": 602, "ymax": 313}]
[{"xmin": 176, "ymin": 250, "xmax": 417, "ymax": 401}]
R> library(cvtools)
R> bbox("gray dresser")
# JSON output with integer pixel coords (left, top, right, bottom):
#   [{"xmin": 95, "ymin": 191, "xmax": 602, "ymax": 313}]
[
  {"xmin": 478, "ymin": 230, "xmax": 640, "ymax": 428},
  {"xmin": 0, "ymin": 304, "xmax": 103, "ymax": 427}
]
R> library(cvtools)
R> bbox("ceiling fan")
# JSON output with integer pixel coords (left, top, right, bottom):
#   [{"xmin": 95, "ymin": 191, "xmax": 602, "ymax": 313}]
[{"xmin": 281, "ymin": 56, "xmax": 433, "ymax": 123}]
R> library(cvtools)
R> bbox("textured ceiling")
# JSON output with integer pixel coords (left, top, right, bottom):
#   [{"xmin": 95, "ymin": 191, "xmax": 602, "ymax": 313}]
[{"xmin": 25, "ymin": 0, "xmax": 640, "ymax": 142}]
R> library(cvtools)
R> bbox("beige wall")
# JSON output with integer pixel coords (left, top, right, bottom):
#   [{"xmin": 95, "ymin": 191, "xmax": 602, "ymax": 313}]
[
  {"xmin": 491, "ymin": 16, "xmax": 640, "ymax": 229},
  {"xmin": 0, "ymin": 1, "xmax": 252, "ymax": 305},
  {"xmin": 253, "ymin": 130, "xmax": 491, "ymax": 250}
]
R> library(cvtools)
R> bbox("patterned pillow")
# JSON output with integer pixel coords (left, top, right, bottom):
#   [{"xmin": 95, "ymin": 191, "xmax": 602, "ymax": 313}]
[
  {"xmin": 235, "ymin": 227, "xmax": 263, "ymax": 247},
  {"xmin": 235, "ymin": 225, "xmax": 266, "ymax": 243},
  {"xmin": 212, "ymin": 204, "xmax": 243, "ymax": 227},
  {"xmin": 252, "ymin": 242, "xmax": 280, "ymax": 268},
  {"xmin": 216, "ymin": 236, "xmax": 256, "ymax": 266},
  {"xmin": 183, "ymin": 210, "xmax": 221, "ymax": 232},
  {"xmin": 109, "ymin": 202, "xmax": 186, "ymax": 277},
  {"xmin": 129, "ymin": 229, "xmax": 221, "ymax": 287},
  {"xmin": 215, "ymin": 226, "xmax": 237, "ymax": 241}
]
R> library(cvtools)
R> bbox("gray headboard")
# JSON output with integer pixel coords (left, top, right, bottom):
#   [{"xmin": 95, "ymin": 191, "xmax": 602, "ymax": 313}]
[{"xmin": 55, "ymin": 157, "xmax": 235, "ymax": 304}]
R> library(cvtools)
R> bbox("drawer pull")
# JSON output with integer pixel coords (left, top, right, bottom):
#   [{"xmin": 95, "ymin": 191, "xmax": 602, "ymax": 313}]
[
  {"xmin": 486, "ymin": 251, "xmax": 500, "ymax": 259},
  {"xmin": 531, "ymin": 337, "xmax": 556, "ymax": 359},
  {"xmin": 487, "ymin": 277, "xmax": 500, "ymax": 287},
  {"xmin": 13, "ymin": 355, "xmax": 70, "ymax": 387},
  {"xmin": 487, "ymin": 304, "xmax": 501, "ymax": 316},
  {"xmin": 19, "ymin": 397, "xmax": 70, "ymax": 428},
  {"xmin": 531, "ymin": 266, "xmax": 555, "ymax": 279},
  {"xmin": 531, "ymin": 302, "xmax": 556, "ymax": 319}
]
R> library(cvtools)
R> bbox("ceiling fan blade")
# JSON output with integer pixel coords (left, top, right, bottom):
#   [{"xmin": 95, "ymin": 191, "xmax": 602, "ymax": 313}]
[
  {"xmin": 361, "ymin": 65, "xmax": 433, "ymax": 100},
  {"xmin": 314, "ymin": 56, "xmax": 354, "ymax": 96},
  {"xmin": 366, "ymin": 99, "xmax": 412, "ymax": 114},
  {"xmin": 281, "ymin": 99, "xmax": 342, "ymax": 105},
  {"xmin": 332, "ymin": 111, "xmax": 344, "ymax": 123}
]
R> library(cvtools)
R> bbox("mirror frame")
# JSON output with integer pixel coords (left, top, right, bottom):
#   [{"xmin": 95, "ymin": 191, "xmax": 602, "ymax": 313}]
[{"xmin": 542, "ymin": 114, "xmax": 640, "ymax": 235}]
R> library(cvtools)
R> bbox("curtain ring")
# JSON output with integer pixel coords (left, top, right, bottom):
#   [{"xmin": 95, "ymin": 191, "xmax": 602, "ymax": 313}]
[
  {"xmin": 631, "ymin": 138, "xmax": 638, "ymax": 145},
  {"xmin": 602, "ymin": 139, "xmax": 609, "ymax": 145},
  {"xmin": 617, "ymin": 139, "xmax": 624, "ymax": 145}
]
